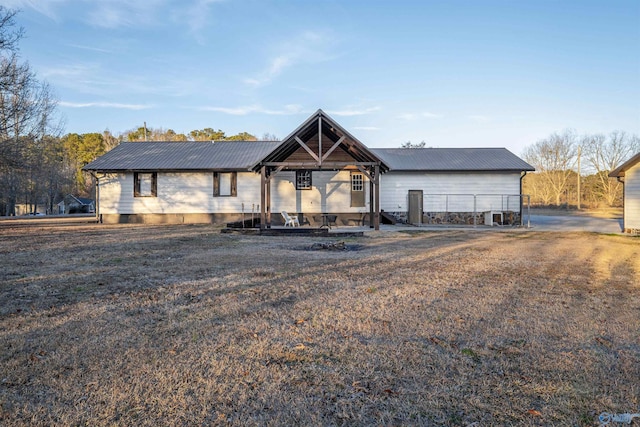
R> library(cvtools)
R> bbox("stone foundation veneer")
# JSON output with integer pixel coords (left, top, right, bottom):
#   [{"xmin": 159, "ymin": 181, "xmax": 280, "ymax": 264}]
[{"xmin": 386, "ymin": 211, "xmax": 522, "ymax": 226}]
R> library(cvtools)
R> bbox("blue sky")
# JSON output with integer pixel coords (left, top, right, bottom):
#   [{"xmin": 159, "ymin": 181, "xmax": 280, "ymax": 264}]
[{"xmin": 7, "ymin": 0, "xmax": 640, "ymax": 155}]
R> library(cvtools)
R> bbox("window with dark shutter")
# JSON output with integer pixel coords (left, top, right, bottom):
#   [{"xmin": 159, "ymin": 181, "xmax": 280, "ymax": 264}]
[
  {"xmin": 134, "ymin": 172, "xmax": 157, "ymax": 197},
  {"xmin": 213, "ymin": 172, "xmax": 237, "ymax": 197}
]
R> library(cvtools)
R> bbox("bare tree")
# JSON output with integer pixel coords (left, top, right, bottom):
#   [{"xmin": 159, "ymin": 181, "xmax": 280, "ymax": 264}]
[
  {"xmin": 582, "ymin": 131, "xmax": 639, "ymax": 206},
  {"xmin": 0, "ymin": 7, "xmax": 61, "ymax": 215},
  {"xmin": 522, "ymin": 130, "xmax": 578, "ymax": 206},
  {"xmin": 401, "ymin": 140, "xmax": 427, "ymax": 148}
]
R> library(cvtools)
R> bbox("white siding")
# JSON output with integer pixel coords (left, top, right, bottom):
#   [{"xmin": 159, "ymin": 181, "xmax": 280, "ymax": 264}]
[
  {"xmin": 271, "ymin": 170, "xmax": 369, "ymax": 213},
  {"xmin": 380, "ymin": 172, "xmax": 522, "ymax": 212},
  {"xmin": 98, "ymin": 172, "xmax": 261, "ymax": 214},
  {"xmin": 625, "ymin": 162, "xmax": 640, "ymax": 230},
  {"xmin": 98, "ymin": 170, "xmax": 525, "ymax": 215}
]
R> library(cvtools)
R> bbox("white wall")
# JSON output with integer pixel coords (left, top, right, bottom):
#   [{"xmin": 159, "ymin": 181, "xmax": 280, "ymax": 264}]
[
  {"xmin": 380, "ymin": 172, "xmax": 523, "ymax": 212},
  {"xmin": 271, "ymin": 170, "xmax": 369, "ymax": 213},
  {"xmin": 98, "ymin": 172, "xmax": 261, "ymax": 214},
  {"xmin": 98, "ymin": 170, "xmax": 524, "ymax": 215},
  {"xmin": 624, "ymin": 162, "xmax": 640, "ymax": 229},
  {"xmin": 98, "ymin": 170, "xmax": 369, "ymax": 214}
]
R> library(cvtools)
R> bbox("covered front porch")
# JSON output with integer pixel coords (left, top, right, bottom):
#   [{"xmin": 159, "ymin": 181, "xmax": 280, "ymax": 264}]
[{"xmin": 252, "ymin": 109, "xmax": 388, "ymax": 230}]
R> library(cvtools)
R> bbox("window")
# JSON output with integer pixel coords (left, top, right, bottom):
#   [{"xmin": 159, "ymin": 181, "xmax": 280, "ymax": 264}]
[
  {"xmin": 351, "ymin": 173, "xmax": 364, "ymax": 192},
  {"xmin": 134, "ymin": 172, "xmax": 157, "ymax": 197},
  {"xmin": 350, "ymin": 172, "xmax": 365, "ymax": 207},
  {"xmin": 296, "ymin": 170, "xmax": 312, "ymax": 190},
  {"xmin": 213, "ymin": 172, "xmax": 237, "ymax": 197}
]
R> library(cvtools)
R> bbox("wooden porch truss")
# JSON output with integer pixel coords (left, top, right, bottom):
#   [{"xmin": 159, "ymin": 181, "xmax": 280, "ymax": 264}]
[{"xmin": 253, "ymin": 110, "xmax": 388, "ymax": 230}]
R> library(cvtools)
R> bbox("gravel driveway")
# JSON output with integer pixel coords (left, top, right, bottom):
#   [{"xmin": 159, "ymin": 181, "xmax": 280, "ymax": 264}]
[{"xmin": 528, "ymin": 214, "xmax": 623, "ymax": 233}]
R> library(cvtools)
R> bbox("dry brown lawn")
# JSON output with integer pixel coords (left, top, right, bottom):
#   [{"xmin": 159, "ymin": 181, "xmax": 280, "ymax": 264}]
[{"xmin": 0, "ymin": 224, "xmax": 638, "ymax": 426}]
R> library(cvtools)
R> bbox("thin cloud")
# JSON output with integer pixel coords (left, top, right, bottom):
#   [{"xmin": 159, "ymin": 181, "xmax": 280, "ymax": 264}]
[
  {"xmin": 87, "ymin": 1, "xmax": 167, "ymax": 29},
  {"xmin": 327, "ymin": 106, "xmax": 381, "ymax": 116},
  {"xmin": 198, "ymin": 104, "xmax": 305, "ymax": 116},
  {"xmin": 66, "ymin": 43, "xmax": 113, "ymax": 54},
  {"xmin": 42, "ymin": 61, "xmax": 197, "ymax": 98},
  {"xmin": 60, "ymin": 101, "xmax": 152, "ymax": 110},
  {"xmin": 245, "ymin": 31, "xmax": 337, "ymax": 87},
  {"xmin": 1, "ymin": 0, "xmax": 66, "ymax": 19},
  {"xmin": 6, "ymin": 0, "xmax": 167, "ymax": 28},
  {"xmin": 182, "ymin": 0, "xmax": 226, "ymax": 39},
  {"xmin": 41, "ymin": 63, "xmax": 99, "ymax": 81}
]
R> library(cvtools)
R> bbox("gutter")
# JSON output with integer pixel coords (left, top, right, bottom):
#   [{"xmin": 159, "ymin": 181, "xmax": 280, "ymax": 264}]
[{"xmin": 617, "ymin": 176, "xmax": 624, "ymax": 231}]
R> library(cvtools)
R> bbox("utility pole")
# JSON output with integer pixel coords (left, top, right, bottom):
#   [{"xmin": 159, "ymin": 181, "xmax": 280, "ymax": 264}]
[{"xmin": 577, "ymin": 145, "xmax": 581, "ymax": 210}]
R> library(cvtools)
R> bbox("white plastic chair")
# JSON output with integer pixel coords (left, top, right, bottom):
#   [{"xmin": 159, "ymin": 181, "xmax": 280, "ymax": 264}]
[{"xmin": 281, "ymin": 211, "xmax": 300, "ymax": 227}]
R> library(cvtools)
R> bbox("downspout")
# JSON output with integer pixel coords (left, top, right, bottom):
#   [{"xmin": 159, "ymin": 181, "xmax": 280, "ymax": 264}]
[
  {"xmin": 89, "ymin": 172, "xmax": 101, "ymax": 223},
  {"xmin": 617, "ymin": 176, "xmax": 625, "ymax": 232},
  {"xmin": 520, "ymin": 171, "xmax": 527, "ymax": 227}
]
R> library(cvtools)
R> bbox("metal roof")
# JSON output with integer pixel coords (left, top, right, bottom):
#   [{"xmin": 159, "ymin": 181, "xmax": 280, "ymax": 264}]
[
  {"xmin": 82, "ymin": 140, "xmax": 534, "ymax": 174},
  {"xmin": 371, "ymin": 148, "xmax": 535, "ymax": 172},
  {"xmin": 83, "ymin": 141, "xmax": 280, "ymax": 172}
]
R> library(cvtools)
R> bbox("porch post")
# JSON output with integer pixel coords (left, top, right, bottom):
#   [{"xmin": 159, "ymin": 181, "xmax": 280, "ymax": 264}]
[
  {"xmin": 374, "ymin": 164, "xmax": 380, "ymax": 230},
  {"xmin": 260, "ymin": 166, "xmax": 266, "ymax": 229},
  {"xmin": 369, "ymin": 171, "xmax": 374, "ymax": 228},
  {"xmin": 266, "ymin": 171, "xmax": 272, "ymax": 228}
]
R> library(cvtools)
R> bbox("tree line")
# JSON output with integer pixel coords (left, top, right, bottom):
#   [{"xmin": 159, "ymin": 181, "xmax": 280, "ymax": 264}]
[
  {"xmin": 522, "ymin": 129, "xmax": 639, "ymax": 208},
  {"xmin": 0, "ymin": 6, "xmax": 278, "ymax": 215},
  {"xmin": 1, "ymin": 7, "xmax": 638, "ymax": 215},
  {"xmin": 1, "ymin": 123, "xmax": 274, "ymax": 215}
]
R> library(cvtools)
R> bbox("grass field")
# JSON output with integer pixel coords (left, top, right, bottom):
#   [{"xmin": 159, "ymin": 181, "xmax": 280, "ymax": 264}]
[{"xmin": 1, "ymin": 224, "xmax": 638, "ymax": 426}]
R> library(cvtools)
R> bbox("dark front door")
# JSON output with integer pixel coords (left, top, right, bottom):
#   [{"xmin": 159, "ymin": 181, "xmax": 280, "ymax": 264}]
[{"xmin": 408, "ymin": 190, "xmax": 423, "ymax": 224}]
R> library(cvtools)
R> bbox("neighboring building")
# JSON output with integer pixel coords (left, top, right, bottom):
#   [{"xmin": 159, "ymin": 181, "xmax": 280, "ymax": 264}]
[
  {"xmin": 14, "ymin": 204, "xmax": 47, "ymax": 216},
  {"xmin": 609, "ymin": 152, "xmax": 640, "ymax": 233},
  {"xmin": 83, "ymin": 110, "xmax": 534, "ymax": 229},
  {"xmin": 57, "ymin": 195, "xmax": 95, "ymax": 214}
]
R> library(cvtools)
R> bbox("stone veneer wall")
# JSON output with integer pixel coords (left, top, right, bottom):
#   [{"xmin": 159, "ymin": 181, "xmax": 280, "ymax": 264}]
[{"xmin": 386, "ymin": 211, "xmax": 522, "ymax": 226}]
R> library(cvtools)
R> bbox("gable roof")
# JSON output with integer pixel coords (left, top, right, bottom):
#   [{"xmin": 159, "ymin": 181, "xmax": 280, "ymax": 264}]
[
  {"xmin": 66, "ymin": 194, "xmax": 94, "ymax": 205},
  {"xmin": 609, "ymin": 152, "xmax": 640, "ymax": 178},
  {"xmin": 371, "ymin": 148, "xmax": 535, "ymax": 172},
  {"xmin": 254, "ymin": 109, "xmax": 389, "ymax": 172},
  {"xmin": 83, "ymin": 141, "xmax": 280, "ymax": 172}
]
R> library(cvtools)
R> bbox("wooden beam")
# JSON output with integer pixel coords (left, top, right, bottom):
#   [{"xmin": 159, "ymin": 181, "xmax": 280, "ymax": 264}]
[
  {"xmin": 321, "ymin": 136, "xmax": 345, "ymax": 162},
  {"xmin": 268, "ymin": 165, "xmax": 285, "ymax": 179},
  {"xmin": 355, "ymin": 164, "xmax": 373, "ymax": 181},
  {"xmin": 263, "ymin": 161, "xmax": 378, "ymax": 168},
  {"xmin": 318, "ymin": 116, "xmax": 322, "ymax": 166},
  {"xmin": 294, "ymin": 136, "xmax": 320, "ymax": 163}
]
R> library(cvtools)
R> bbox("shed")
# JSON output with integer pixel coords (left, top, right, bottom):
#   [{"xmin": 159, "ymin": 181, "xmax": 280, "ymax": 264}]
[{"xmin": 609, "ymin": 152, "xmax": 640, "ymax": 233}]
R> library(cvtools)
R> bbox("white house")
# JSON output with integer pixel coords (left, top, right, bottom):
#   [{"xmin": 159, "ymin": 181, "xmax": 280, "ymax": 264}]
[
  {"xmin": 609, "ymin": 152, "xmax": 640, "ymax": 233},
  {"xmin": 83, "ymin": 110, "xmax": 534, "ymax": 229}
]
